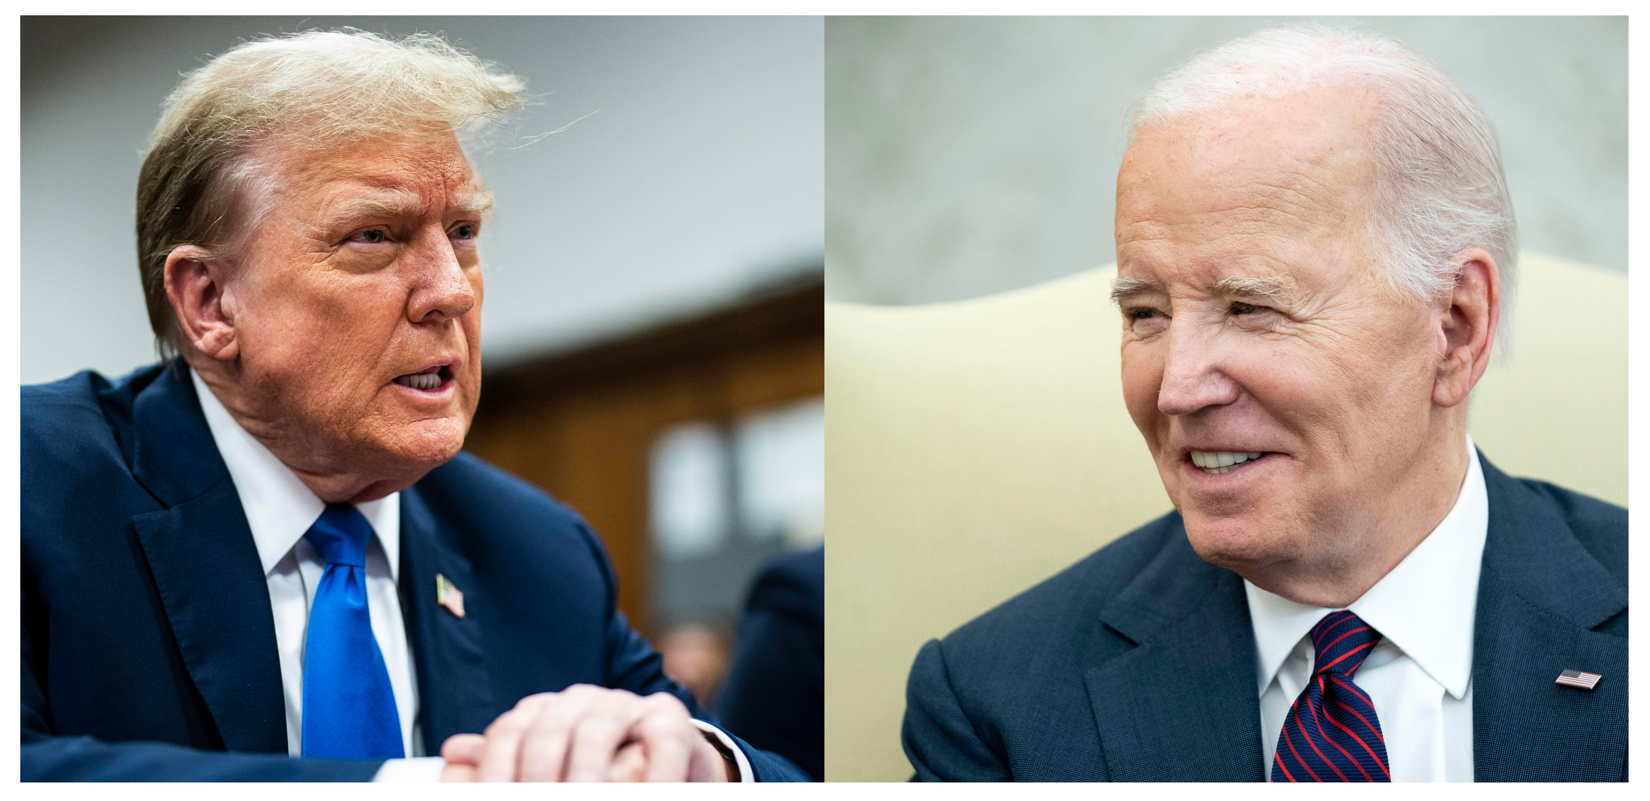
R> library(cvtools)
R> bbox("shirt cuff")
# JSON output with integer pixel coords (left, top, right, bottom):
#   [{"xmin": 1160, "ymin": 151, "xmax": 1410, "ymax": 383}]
[
  {"xmin": 369, "ymin": 729, "xmax": 750, "ymax": 782},
  {"xmin": 372, "ymin": 756, "xmax": 447, "ymax": 782},
  {"xmin": 690, "ymin": 719, "xmax": 755, "ymax": 783}
]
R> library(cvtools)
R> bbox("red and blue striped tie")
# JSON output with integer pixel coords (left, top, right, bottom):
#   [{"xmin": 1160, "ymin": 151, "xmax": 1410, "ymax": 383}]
[{"xmin": 1271, "ymin": 610, "xmax": 1391, "ymax": 782}]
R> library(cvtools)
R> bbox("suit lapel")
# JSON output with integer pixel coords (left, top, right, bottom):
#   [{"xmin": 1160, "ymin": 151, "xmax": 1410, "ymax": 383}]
[
  {"xmin": 127, "ymin": 365, "xmax": 287, "ymax": 753},
  {"xmin": 1472, "ymin": 455, "xmax": 1627, "ymax": 781},
  {"xmin": 399, "ymin": 484, "xmax": 495, "ymax": 755},
  {"xmin": 1087, "ymin": 527, "xmax": 1265, "ymax": 781}
]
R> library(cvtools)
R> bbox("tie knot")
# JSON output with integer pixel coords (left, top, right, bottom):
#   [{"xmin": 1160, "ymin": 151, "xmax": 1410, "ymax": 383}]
[
  {"xmin": 304, "ymin": 503, "xmax": 373, "ymax": 568},
  {"xmin": 1309, "ymin": 611, "xmax": 1381, "ymax": 678}
]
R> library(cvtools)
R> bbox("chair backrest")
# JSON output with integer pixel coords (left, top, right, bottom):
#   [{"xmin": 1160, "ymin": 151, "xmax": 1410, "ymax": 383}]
[{"xmin": 823, "ymin": 252, "xmax": 1625, "ymax": 781}]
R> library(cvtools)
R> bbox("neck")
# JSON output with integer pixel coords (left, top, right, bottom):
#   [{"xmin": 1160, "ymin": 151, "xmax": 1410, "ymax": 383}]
[{"xmin": 1240, "ymin": 417, "xmax": 1471, "ymax": 609}]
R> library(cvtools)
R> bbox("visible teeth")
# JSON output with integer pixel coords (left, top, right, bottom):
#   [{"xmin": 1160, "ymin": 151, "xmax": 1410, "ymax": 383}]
[
  {"xmin": 1189, "ymin": 451, "xmax": 1265, "ymax": 473},
  {"xmin": 397, "ymin": 372, "xmax": 443, "ymax": 390}
]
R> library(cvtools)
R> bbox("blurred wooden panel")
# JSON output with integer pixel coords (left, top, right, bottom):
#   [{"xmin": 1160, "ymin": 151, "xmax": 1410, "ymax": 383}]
[{"xmin": 464, "ymin": 278, "xmax": 823, "ymax": 639}]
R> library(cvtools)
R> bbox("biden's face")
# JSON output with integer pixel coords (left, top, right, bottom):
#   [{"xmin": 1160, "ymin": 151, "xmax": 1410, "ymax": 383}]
[
  {"xmin": 227, "ymin": 135, "xmax": 488, "ymax": 491},
  {"xmin": 1114, "ymin": 88, "xmax": 1447, "ymax": 577}
]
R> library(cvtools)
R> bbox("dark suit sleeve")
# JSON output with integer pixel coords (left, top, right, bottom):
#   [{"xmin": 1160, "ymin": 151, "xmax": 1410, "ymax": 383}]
[
  {"xmin": 21, "ymin": 582, "xmax": 379, "ymax": 781},
  {"xmin": 903, "ymin": 638, "xmax": 1011, "ymax": 781},
  {"xmin": 582, "ymin": 512, "xmax": 699, "ymax": 709}
]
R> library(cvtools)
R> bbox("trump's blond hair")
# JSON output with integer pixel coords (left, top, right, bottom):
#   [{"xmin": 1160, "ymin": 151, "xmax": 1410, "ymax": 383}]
[{"xmin": 136, "ymin": 29, "xmax": 526, "ymax": 357}]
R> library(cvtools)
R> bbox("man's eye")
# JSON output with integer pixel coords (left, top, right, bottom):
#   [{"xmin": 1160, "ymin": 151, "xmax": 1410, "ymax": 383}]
[
  {"xmin": 1231, "ymin": 301, "xmax": 1263, "ymax": 315},
  {"xmin": 451, "ymin": 223, "xmax": 477, "ymax": 240},
  {"xmin": 349, "ymin": 228, "xmax": 389, "ymax": 244},
  {"xmin": 1128, "ymin": 307, "xmax": 1161, "ymax": 320}
]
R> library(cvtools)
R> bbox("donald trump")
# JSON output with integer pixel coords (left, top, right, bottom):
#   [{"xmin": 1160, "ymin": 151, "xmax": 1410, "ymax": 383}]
[{"xmin": 22, "ymin": 29, "xmax": 806, "ymax": 782}]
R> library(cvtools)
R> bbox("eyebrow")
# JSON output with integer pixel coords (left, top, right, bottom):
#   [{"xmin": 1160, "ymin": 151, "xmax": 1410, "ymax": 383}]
[
  {"xmin": 329, "ymin": 186, "xmax": 496, "ymax": 222},
  {"xmin": 1110, "ymin": 277, "xmax": 1164, "ymax": 307},
  {"xmin": 1110, "ymin": 274, "xmax": 1301, "ymax": 307},
  {"xmin": 450, "ymin": 187, "xmax": 496, "ymax": 218},
  {"xmin": 1212, "ymin": 275, "xmax": 1297, "ymax": 304}
]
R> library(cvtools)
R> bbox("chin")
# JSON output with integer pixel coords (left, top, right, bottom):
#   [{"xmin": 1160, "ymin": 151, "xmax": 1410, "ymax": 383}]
[
  {"xmin": 371, "ymin": 417, "xmax": 469, "ymax": 476},
  {"xmin": 1181, "ymin": 513, "xmax": 1285, "ymax": 571}
]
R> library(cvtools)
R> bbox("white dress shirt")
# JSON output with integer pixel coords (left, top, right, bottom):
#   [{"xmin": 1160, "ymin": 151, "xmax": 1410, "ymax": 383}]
[
  {"xmin": 191, "ymin": 370, "xmax": 751, "ymax": 782},
  {"xmin": 1247, "ymin": 434, "xmax": 1486, "ymax": 782},
  {"xmin": 193, "ymin": 370, "xmax": 441, "ymax": 780}
]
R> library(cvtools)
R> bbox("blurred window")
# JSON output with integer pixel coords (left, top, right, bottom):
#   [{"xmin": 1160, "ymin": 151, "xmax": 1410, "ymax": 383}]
[
  {"xmin": 648, "ymin": 396, "xmax": 824, "ymax": 633},
  {"xmin": 650, "ymin": 422, "xmax": 733, "ymax": 560},
  {"xmin": 736, "ymin": 397, "xmax": 826, "ymax": 543}
]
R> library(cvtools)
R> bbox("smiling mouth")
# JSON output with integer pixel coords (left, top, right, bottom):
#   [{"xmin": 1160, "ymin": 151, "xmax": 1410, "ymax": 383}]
[
  {"xmin": 393, "ymin": 365, "xmax": 453, "ymax": 392},
  {"xmin": 1188, "ymin": 450, "xmax": 1271, "ymax": 475}
]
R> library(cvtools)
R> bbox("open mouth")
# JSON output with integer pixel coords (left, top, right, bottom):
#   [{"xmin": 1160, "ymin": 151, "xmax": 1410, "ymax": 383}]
[
  {"xmin": 1188, "ymin": 450, "xmax": 1271, "ymax": 475},
  {"xmin": 392, "ymin": 364, "xmax": 454, "ymax": 392}
]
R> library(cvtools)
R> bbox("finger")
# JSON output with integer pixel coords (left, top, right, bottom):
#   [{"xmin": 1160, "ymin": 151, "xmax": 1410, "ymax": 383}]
[
  {"xmin": 475, "ymin": 708, "xmax": 532, "ymax": 782},
  {"xmin": 637, "ymin": 717, "xmax": 693, "ymax": 782},
  {"xmin": 631, "ymin": 695, "xmax": 694, "ymax": 782},
  {"xmin": 476, "ymin": 695, "xmax": 550, "ymax": 782},
  {"xmin": 516, "ymin": 686, "xmax": 606, "ymax": 782},
  {"xmin": 441, "ymin": 733, "xmax": 486, "ymax": 766},
  {"xmin": 563, "ymin": 693, "xmax": 646, "ymax": 781},
  {"xmin": 607, "ymin": 741, "xmax": 647, "ymax": 782},
  {"xmin": 440, "ymin": 763, "xmax": 478, "ymax": 782}
]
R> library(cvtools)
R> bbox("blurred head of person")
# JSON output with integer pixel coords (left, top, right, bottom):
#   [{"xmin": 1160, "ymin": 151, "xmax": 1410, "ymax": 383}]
[
  {"xmin": 139, "ymin": 30, "xmax": 525, "ymax": 503},
  {"xmin": 661, "ymin": 622, "xmax": 731, "ymax": 707},
  {"xmin": 1112, "ymin": 25, "xmax": 1511, "ymax": 607}
]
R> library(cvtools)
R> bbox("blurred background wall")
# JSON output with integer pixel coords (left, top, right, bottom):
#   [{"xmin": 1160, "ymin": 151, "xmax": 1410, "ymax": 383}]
[
  {"xmin": 22, "ymin": 15, "xmax": 824, "ymax": 708},
  {"xmin": 825, "ymin": 16, "xmax": 1627, "ymax": 305}
]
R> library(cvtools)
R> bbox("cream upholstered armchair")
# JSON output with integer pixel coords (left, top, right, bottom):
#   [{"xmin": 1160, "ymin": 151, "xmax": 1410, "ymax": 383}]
[{"xmin": 823, "ymin": 252, "xmax": 1625, "ymax": 781}]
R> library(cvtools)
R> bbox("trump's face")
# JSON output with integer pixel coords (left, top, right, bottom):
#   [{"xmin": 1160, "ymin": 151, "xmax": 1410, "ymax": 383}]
[
  {"xmin": 1114, "ymin": 87, "xmax": 1449, "ymax": 578},
  {"xmin": 223, "ymin": 135, "xmax": 488, "ymax": 495}
]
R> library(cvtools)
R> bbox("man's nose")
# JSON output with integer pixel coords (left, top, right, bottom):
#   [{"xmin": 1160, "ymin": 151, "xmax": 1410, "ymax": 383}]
[
  {"xmin": 1156, "ymin": 321, "xmax": 1240, "ymax": 416},
  {"xmin": 406, "ymin": 228, "xmax": 477, "ymax": 324}
]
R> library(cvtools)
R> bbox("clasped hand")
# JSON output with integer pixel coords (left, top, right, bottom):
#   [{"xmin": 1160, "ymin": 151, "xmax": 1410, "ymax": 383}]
[{"xmin": 437, "ymin": 685, "xmax": 731, "ymax": 782}]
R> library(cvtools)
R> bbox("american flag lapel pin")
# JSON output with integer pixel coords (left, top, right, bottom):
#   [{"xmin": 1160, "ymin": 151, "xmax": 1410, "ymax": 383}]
[
  {"xmin": 1555, "ymin": 669, "xmax": 1601, "ymax": 691},
  {"xmin": 436, "ymin": 573, "xmax": 466, "ymax": 619}
]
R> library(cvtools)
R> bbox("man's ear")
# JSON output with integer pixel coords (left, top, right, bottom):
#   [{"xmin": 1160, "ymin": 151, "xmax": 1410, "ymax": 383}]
[
  {"xmin": 163, "ymin": 245, "xmax": 240, "ymax": 362},
  {"xmin": 1433, "ymin": 248, "xmax": 1501, "ymax": 408}
]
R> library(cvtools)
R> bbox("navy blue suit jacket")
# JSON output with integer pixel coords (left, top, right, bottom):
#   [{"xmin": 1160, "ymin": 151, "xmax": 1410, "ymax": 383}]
[
  {"xmin": 22, "ymin": 362, "xmax": 807, "ymax": 781},
  {"xmin": 903, "ymin": 452, "xmax": 1627, "ymax": 781},
  {"xmin": 717, "ymin": 544, "xmax": 824, "ymax": 781}
]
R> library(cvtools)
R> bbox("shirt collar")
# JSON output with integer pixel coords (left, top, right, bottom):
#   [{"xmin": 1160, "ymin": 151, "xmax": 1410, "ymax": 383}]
[
  {"xmin": 191, "ymin": 368, "xmax": 399, "ymax": 578},
  {"xmin": 1245, "ymin": 434, "xmax": 1486, "ymax": 700}
]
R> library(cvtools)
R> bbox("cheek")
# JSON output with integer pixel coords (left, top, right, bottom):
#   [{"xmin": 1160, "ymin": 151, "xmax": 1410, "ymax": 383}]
[
  {"xmin": 263, "ymin": 285, "xmax": 404, "ymax": 396},
  {"xmin": 1223, "ymin": 327, "xmax": 1427, "ymax": 464},
  {"xmin": 1224, "ymin": 342, "xmax": 1349, "ymax": 439},
  {"xmin": 460, "ymin": 313, "xmax": 483, "ymax": 362},
  {"xmin": 1119, "ymin": 343, "xmax": 1165, "ymax": 431},
  {"xmin": 460, "ymin": 269, "xmax": 484, "ymax": 372},
  {"xmin": 1320, "ymin": 323, "xmax": 1433, "ymax": 413}
]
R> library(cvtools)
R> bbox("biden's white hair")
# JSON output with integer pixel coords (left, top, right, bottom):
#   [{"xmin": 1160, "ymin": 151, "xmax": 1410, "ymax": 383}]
[{"xmin": 1128, "ymin": 24, "xmax": 1516, "ymax": 329}]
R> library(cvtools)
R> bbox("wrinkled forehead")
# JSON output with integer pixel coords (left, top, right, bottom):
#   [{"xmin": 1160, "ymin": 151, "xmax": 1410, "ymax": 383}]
[
  {"xmin": 1117, "ymin": 85, "xmax": 1380, "ymax": 236},
  {"xmin": 257, "ymin": 133, "xmax": 492, "ymax": 218}
]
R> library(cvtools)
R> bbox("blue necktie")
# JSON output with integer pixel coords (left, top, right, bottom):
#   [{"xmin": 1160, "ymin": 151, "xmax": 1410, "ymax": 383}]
[
  {"xmin": 300, "ymin": 503, "xmax": 404, "ymax": 759},
  {"xmin": 1271, "ymin": 611, "xmax": 1391, "ymax": 782}
]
